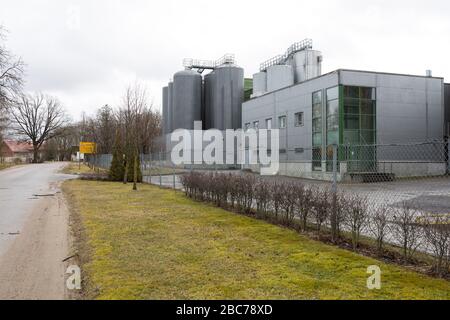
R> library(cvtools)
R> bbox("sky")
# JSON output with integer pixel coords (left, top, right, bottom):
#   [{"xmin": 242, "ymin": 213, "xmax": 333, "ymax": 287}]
[{"xmin": 1, "ymin": 0, "xmax": 450, "ymax": 120}]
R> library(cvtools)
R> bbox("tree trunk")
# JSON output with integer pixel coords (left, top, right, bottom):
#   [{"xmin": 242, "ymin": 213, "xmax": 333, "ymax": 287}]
[
  {"xmin": 123, "ymin": 157, "xmax": 128, "ymax": 184},
  {"xmin": 133, "ymin": 153, "xmax": 138, "ymax": 191},
  {"xmin": 33, "ymin": 145, "xmax": 39, "ymax": 163}
]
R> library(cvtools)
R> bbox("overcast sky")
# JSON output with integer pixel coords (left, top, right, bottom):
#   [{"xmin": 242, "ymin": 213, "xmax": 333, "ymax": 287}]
[{"xmin": 1, "ymin": 0, "xmax": 449, "ymax": 120}]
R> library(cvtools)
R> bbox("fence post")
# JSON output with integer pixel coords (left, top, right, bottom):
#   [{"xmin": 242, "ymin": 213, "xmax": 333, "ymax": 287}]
[
  {"xmin": 172, "ymin": 157, "xmax": 176, "ymax": 190},
  {"xmin": 332, "ymin": 144, "xmax": 338, "ymax": 193},
  {"xmin": 159, "ymin": 152, "xmax": 162, "ymax": 187},
  {"xmin": 331, "ymin": 144, "xmax": 339, "ymax": 243}
]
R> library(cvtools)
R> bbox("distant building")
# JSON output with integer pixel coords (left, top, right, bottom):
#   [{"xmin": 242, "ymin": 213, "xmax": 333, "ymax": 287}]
[{"xmin": 0, "ymin": 140, "xmax": 34, "ymax": 163}]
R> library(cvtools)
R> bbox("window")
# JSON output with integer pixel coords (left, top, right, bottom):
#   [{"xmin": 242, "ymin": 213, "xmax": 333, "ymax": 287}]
[
  {"xmin": 266, "ymin": 118, "xmax": 272, "ymax": 129},
  {"xmin": 295, "ymin": 148, "xmax": 304, "ymax": 154},
  {"xmin": 312, "ymin": 91, "xmax": 322, "ymax": 147},
  {"xmin": 253, "ymin": 121, "xmax": 259, "ymax": 129},
  {"xmin": 294, "ymin": 112, "xmax": 304, "ymax": 127},
  {"xmin": 342, "ymin": 86, "xmax": 377, "ymax": 173},
  {"xmin": 326, "ymin": 87, "xmax": 339, "ymax": 146},
  {"xmin": 278, "ymin": 116, "xmax": 287, "ymax": 129},
  {"xmin": 342, "ymin": 86, "xmax": 376, "ymax": 145},
  {"xmin": 244, "ymin": 123, "xmax": 251, "ymax": 131}
]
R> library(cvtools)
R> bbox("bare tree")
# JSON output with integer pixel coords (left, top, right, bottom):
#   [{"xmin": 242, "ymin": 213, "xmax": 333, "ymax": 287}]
[
  {"xmin": 0, "ymin": 25, "xmax": 25, "ymax": 150},
  {"xmin": 44, "ymin": 125, "xmax": 78, "ymax": 161},
  {"xmin": 0, "ymin": 26, "xmax": 24, "ymax": 106},
  {"xmin": 391, "ymin": 203, "xmax": 423, "ymax": 262},
  {"xmin": 10, "ymin": 93, "xmax": 67, "ymax": 163},
  {"xmin": 119, "ymin": 83, "xmax": 149, "ymax": 190},
  {"xmin": 95, "ymin": 105, "xmax": 116, "ymax": 154}
]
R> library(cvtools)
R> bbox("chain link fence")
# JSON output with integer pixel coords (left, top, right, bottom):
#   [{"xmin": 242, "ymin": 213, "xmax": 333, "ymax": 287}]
[{"xmin": 84, "ymin": 140, "xmax": 450, "ymax": 219}]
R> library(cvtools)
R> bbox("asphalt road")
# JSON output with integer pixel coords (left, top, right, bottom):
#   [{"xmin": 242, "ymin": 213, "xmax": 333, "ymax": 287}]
[{"xmin": 0, "ymin": 163, "xmax": 75, "ymax": 299}]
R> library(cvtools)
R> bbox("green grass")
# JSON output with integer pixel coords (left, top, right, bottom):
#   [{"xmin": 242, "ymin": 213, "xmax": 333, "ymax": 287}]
[
  {"xmin": 141, "ymin": 167, "xmax": 186, "ymax": 176},
  {"xmin": 63, "ymin": 180, "xmax": 450, "ymax": 300},
  {"xmin": 61, "ymin": 162, "xmax": 107, "ymax": 175},
  {"xmin": 0, "ymin": 163, "xmax": 15, "ymax": 171}
]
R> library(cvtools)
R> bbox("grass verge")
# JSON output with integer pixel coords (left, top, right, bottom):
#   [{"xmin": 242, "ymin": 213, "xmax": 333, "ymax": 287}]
[
  {"xmin": 63, "ymin": 180, "xmax": 450, "ymax": 300},
  {"xmin": 0, "ymin": 163, "xmax": 15, "ymax": 171},
  {"xmin": 61, "ymin": 162, "xmax": 107, "ymax": 176}
]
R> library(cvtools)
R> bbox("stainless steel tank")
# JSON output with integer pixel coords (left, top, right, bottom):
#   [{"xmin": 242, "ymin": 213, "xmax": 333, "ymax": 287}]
[
  {"xmin": 267, "ymin": 64, "xmax": 294, "ymax": 92},
  {"xmin": 173, "ymin": 70, "xmax": 202, "ymax": 130},
  {"xmin": 208, "ymin": 64, "xmax": 244, "ymax": 130},
  {"xmin": 162, "ymin": 86, "xmax": 169, "ymax": 135},
  {"xmin": 168, "ymin": 81, "xmax": 174, "ymax": 134},
  {"xmin": 204, "ymin": 71, "xmax": 216, "ymax": 130},
  {"xmin": 291, "ymin": 50, "xmax": 322, "ymax": 83},
  {"xmin": 252, "ymin": 72, "xmax": 267, "ymax": 97}
]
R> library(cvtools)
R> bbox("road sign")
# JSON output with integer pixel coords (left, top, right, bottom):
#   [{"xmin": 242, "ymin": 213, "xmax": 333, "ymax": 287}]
[{"xmin": 79, "ymin": 142, "xmax": 96, "ymax": 154}]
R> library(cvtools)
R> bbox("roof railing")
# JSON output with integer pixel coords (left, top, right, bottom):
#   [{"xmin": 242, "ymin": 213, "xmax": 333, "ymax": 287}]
[
  {"xmin": 183, "ymin": 54, "xmax": 236, "ymax": 71},
  {"xmin": 259, "ymin": 39, "xmax": 313, "ymax": 72}
]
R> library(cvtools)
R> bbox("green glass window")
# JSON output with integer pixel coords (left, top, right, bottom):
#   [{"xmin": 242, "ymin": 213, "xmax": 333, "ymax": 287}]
[
  {"xmin": 342, "ymin": 86, "xmax": 376, "ymax": 145},
  {"xmin": 342, "ymin": 86, "xmax": 377, "ymax": 173},
  {"xmin": 326, "ymin": 86, "xmax": 339, "ymax": 146}
]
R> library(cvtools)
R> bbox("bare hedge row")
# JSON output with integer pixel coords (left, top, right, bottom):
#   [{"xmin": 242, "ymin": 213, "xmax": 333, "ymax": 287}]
[{"xmin": 180, "ymin": 172, "xmax": 450, "ymax": 277}]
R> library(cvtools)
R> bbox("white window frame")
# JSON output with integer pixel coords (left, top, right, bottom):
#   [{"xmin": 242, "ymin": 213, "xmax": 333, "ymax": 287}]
[
  {"xmin": 278, "ymin": 116, "xmax": 287, "ymax": 129},
  {"xmin": 295, "ymin": 112, "xmax": 304, "ymax": 127}
]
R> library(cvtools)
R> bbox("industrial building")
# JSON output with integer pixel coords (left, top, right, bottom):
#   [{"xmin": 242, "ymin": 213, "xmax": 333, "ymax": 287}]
[{"xmin": 162, "ymin": 39, "xmax": 450, "ymax": 181}]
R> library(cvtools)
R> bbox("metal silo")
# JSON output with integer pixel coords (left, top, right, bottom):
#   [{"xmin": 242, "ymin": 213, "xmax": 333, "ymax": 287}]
[
  {"xmin": 291, "ymin": 50, "xmax": 322, "ymax": 83},
  {"xmin": 253, "ymin": 72, "xmax": 267, "ymax": 97},
  {"xmin": 162, "ymin": 86, "xmax": 169, "ymax": 135},
  {"xmin": 173, "ymin": 70, "xmax": 202, "ymax": 130},
  {"xmin": 204, "ymin": 71, "xmax": 216, "ymax": 130},
  {"xmin": 267, "ymin": 64, "xmax": 294, "ymax": 92},
  {"xmin": 168, "ymin": 81, "xmax": 174, "ymax": 134},
  {"xmin": 210, "ymin": 64, "xmax": 244, "ymax": 130}
]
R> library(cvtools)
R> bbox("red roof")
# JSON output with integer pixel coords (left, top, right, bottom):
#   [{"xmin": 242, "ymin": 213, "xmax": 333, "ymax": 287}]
[{"xmin": 3, "ymin": 140, "xmax": 34, "ymax": 153}]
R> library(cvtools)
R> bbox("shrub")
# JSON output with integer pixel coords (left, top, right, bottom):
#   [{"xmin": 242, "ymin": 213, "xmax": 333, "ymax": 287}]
[
  {"xmin": 368, "ymin": 205, "xmax": 391, "ymax": 254},
  {"xmin": 422, "ymin": 215, "xmax": 450, "ymax": 277},
  {"xmin": 391, "ymin": 202, "xmax": 423, "ymax": 262},
  {"xmin": 343, "ymin": 195, "xmax": 369, "ymax": 251},
  {"xmin": 312, "ymin": 189, "xmax": 330, "ymax": 237}
]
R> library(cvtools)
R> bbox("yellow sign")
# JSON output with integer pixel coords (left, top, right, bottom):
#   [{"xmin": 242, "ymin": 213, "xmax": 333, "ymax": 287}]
[{"xmin": 80, "ymin": 142, "xmax": 97, "ymax": 154}]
